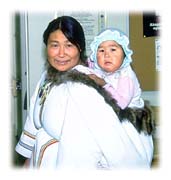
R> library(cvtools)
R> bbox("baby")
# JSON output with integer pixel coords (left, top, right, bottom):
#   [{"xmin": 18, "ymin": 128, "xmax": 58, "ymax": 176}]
[{"xmin": 87, "ymin": 28, "xmax": 144, "ymax": 109}]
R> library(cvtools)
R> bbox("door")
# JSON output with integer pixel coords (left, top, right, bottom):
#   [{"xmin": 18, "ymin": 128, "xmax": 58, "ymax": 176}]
[{"xmin": 11, "ymin": 13, "xmax": 24, "ymax": 165}]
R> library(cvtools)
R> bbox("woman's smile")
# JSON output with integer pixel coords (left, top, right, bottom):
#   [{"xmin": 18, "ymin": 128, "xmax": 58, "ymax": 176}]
[
  {"xmin": 54, "ymin": 59, "xmax": 70, "ymax": 65},
  {"xmin": 47, "ymin": 30, "xmax": 81, "ymax": 71}
]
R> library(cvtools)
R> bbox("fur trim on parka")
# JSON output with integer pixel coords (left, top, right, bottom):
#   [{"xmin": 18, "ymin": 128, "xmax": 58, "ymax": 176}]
[{"xmin": 43, "ymin": 68, "xmax": 155, "ymax": 135}]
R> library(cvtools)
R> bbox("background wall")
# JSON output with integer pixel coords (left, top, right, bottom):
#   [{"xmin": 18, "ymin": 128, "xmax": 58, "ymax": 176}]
[
  {"xmin": 129, "ymin": 12, "xmax": 159, "ymax": 91},
  {"xmin": 129, "ymin": 12, "xmax": 160, "ymax": 167}
]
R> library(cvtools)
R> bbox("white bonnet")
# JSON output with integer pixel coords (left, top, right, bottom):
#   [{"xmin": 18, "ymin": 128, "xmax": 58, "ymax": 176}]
[{"xmin": 90, "ymin": 28, "xmax": 133, "ymax": 70}]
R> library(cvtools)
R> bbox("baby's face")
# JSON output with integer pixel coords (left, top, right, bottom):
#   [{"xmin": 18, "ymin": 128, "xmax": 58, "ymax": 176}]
[{"xmin": 97, "ymin": 40, "xmax": 125, "ymax": 73}]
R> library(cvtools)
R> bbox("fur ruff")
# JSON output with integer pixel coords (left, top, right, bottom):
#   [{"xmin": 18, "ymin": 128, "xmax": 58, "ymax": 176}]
[{"xmin": 45, "ymin": 69, "xmax": 155, "ymax": 135}]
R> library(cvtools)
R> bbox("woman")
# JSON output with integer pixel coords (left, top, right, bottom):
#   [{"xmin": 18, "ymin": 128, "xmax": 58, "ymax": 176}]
[{"xmin": 15, "ymin": 16, "xmax": 154, "ymax": 169}]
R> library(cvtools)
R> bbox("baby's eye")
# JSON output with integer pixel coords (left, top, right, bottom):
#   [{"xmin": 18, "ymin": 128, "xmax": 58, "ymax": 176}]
[
  {"xmin": 98, "ymin": 49, "xmax": 104, "ymax": 53},
  {"xmin": 111, "ymin": 48, "xmax": 116, "ymax": 51}
]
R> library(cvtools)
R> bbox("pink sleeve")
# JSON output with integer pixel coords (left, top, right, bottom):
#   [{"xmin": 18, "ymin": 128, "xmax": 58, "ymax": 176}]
[{"xmin": 103, "ymin": 77, "xmax": 134, "ymax": 109}]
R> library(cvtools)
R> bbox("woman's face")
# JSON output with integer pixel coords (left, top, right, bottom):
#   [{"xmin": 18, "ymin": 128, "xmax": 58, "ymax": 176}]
[
  {"xmin": 47, "ymin": 30, "xmax": 81, "ymax": 71},
  {"xmin": 97, "ymin": 40, "xmax": 125, "ymax": 73}
]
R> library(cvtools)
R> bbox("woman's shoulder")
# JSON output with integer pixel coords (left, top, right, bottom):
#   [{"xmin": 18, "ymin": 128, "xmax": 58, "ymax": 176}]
[
  {"xmin": 118, "ymin": 65, "xmax": 137, "ymax": 78},
  {"xmin": 40, "ymin": 70, "xmax": 47, "ymax": 81},
  {"xmin": 73, "ymin": 64, "xmax": 97, "ymax": 75}
]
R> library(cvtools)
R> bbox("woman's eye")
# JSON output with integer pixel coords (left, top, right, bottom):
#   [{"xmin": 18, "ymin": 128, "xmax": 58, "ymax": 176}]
[
  {"xmin": 50, "ymin": 43, "xmax": 58, "ymax": 48},
  {"xmin": 66, "ymin": 43, "xmax": 73, "ymax": 48}
]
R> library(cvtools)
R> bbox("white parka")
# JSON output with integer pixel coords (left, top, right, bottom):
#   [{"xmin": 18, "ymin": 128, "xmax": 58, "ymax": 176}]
[{"xmin": 15, "ymin": 65, "xmax": 153, "ymax": 169}]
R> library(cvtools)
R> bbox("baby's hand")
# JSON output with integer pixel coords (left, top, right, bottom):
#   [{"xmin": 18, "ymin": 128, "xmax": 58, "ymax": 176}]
[{"xmin": 88, "ymin": 74, "xmax": 106, "ymax": 86}]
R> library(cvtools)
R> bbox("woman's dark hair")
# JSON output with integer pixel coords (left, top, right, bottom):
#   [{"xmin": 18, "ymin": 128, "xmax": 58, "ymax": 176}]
[{"xmin": 43, "ymin": 16, "xmax": 87, "ymax": 63}]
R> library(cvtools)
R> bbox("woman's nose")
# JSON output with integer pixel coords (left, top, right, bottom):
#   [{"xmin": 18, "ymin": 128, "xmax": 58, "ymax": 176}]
[{"xmin": 58, "ymin": 46, "xmax": 65, "ymax": 57}]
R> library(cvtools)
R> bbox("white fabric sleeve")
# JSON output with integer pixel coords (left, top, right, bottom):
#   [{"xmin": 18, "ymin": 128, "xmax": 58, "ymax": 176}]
[{"xmin": 15, "ymin": 72, "xmax": 46, "ymax": 158}]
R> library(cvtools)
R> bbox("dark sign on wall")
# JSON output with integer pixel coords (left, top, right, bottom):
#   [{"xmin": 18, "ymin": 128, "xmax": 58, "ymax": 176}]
[{"xmin": 143, "ymin": 12, "xmax": 160, "ymax": 37}]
